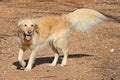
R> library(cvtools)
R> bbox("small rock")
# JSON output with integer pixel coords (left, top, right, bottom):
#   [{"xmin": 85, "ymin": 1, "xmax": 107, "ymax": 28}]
[
  {"xmin": 105, "ymin": 46, "xmax": 108, "ymax": 49},
  {"xmin": 110, "ymin": 49, "xmax": 115, "ymax": 53}
]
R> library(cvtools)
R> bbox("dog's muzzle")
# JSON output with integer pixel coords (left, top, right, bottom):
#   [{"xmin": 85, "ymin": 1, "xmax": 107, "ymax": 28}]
[{"xmin": 24, "ymin": 31, "xmax": 32, "ymax": 41}]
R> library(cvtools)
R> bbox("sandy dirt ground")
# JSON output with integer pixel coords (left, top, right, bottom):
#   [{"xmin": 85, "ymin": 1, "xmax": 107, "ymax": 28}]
[{"xmin": 0, "ymin": 0, "xmax": 120, "ymax": 80}]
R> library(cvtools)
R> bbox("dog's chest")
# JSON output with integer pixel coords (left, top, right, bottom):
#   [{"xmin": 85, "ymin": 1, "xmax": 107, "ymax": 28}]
[{"xmin": 22, "ymin": 41, "xmax": 31, "ymax": 49}]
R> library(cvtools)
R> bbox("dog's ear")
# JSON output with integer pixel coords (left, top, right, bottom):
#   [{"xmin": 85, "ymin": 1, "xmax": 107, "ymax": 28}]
[
  {"xmin": 34, "ymin": 24, "xmax": 39, "ymax": 33},
  {"xmin": 17, "ymin": 20, "xmax": 23, "ymax": 32},
  {"xmin": 18, "ymin": 19, "xmax": 23, "ymax": 27},
  {"xmin": 32, "ymin": 19, "xmax": 39, "ymax": 33}
]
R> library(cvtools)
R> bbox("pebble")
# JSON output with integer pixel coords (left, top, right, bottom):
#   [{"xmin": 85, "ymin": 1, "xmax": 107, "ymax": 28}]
[{"xmin": 110, "ymin": 49, "xmax": 115, "ymax": 53}]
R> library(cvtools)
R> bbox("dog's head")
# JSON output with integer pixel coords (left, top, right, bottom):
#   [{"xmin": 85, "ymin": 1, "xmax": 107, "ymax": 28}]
[{"xmin": 18, "ymin": 19, "xmax": 37, "ymax": 41}]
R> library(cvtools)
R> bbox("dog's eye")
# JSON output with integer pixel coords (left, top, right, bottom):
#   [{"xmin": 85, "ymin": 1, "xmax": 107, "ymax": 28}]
[
  {"xmin": 31, "ymin": 24, "xmax": 34, "ymax": 27},
  {"xmin": 24, "ymin": 24, "xmax": 27, "ymax": 27}
]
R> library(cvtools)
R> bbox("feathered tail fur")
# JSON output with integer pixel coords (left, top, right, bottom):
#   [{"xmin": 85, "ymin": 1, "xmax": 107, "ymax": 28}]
[{"xmin": 66, "ymin": 9, "xmax": 107, "ymax": 32}]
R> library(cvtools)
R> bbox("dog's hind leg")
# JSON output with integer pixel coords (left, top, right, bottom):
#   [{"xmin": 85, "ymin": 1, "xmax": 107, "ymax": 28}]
[
  {"xmin": 61, "ymin": 48, "xmax": 68, "ymax": 66},
  {"xmin": 49, "ymin": 41, "xmax": 59, "ymax": 66},
  {"xmin": 54, "ymin": 38, "xmax": 68, "ymax": 66},
  {"xmin": 18, "ymin": 48, "xmax": 26, "ymax": 68}
]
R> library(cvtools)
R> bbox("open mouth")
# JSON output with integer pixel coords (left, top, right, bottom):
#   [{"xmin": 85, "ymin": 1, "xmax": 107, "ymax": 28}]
[
  {"xmin": 25, "ymin": 35, "xmax": 32, "ymax": 41},
  {"xmin": 24, "ymin": 33, "xmax": 32, "ymax": 41},
  {"xmin": 23, "ymin": 31, "xmax": 32, "ymax": 41}
]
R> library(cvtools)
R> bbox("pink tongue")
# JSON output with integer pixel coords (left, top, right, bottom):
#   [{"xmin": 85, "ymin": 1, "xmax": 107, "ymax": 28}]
[{"xmin": 25, "ymin": 36, "xmax": 31, "ymax": 40}]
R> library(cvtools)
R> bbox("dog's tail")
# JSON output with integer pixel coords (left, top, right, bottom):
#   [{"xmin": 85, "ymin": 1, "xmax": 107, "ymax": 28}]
[{"xmin": 65, "ymin": 9, "xmax": 107, "ymax": 32}]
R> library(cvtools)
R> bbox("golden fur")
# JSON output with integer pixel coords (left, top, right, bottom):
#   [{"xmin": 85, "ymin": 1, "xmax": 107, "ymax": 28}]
[{"xmin": 17, "ymin": 8, "xmax": 107, "ymax": 71}]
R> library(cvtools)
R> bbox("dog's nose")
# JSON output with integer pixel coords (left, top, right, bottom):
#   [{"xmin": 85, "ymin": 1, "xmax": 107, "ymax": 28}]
[{"xmin": 28, "ymin": 30, "xmax": 31, "ymax": 34}]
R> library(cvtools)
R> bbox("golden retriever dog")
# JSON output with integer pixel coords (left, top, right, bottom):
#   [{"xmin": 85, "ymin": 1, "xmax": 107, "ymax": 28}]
[{"xmin": 17, "ymin": 8, "xmax": 107, "ymax": 71}]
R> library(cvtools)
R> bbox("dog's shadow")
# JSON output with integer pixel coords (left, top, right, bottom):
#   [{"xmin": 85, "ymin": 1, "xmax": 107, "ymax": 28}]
[{"xmin": 13, "ymin": 53, "xmax": 93, "ymax": 70}]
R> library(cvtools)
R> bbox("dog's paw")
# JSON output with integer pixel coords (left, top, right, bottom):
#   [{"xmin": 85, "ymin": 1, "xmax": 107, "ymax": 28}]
[
  {"xmin": 49, "ymin": 63, "xmax": 56, "ymax": 66},
  {"xmin": 19, "ymin": 61, "xmax": 26, "ymax": 68},
  {"xmin": 24, "ymin": 66, "xmax": 32, "ymax": 71},
  {"xmin": 61, "ymin": 63, "xmax": 67, "ymax": 66}
]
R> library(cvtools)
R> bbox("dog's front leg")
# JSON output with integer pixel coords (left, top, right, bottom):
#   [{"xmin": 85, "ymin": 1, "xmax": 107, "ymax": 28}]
[
  {"xmin": 24, "ymin": 49, "xmax": 37, "ymax": 71},
  {"xmin": 18, "ymin": 48, "xmax": 26, "ymax": 68}
]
